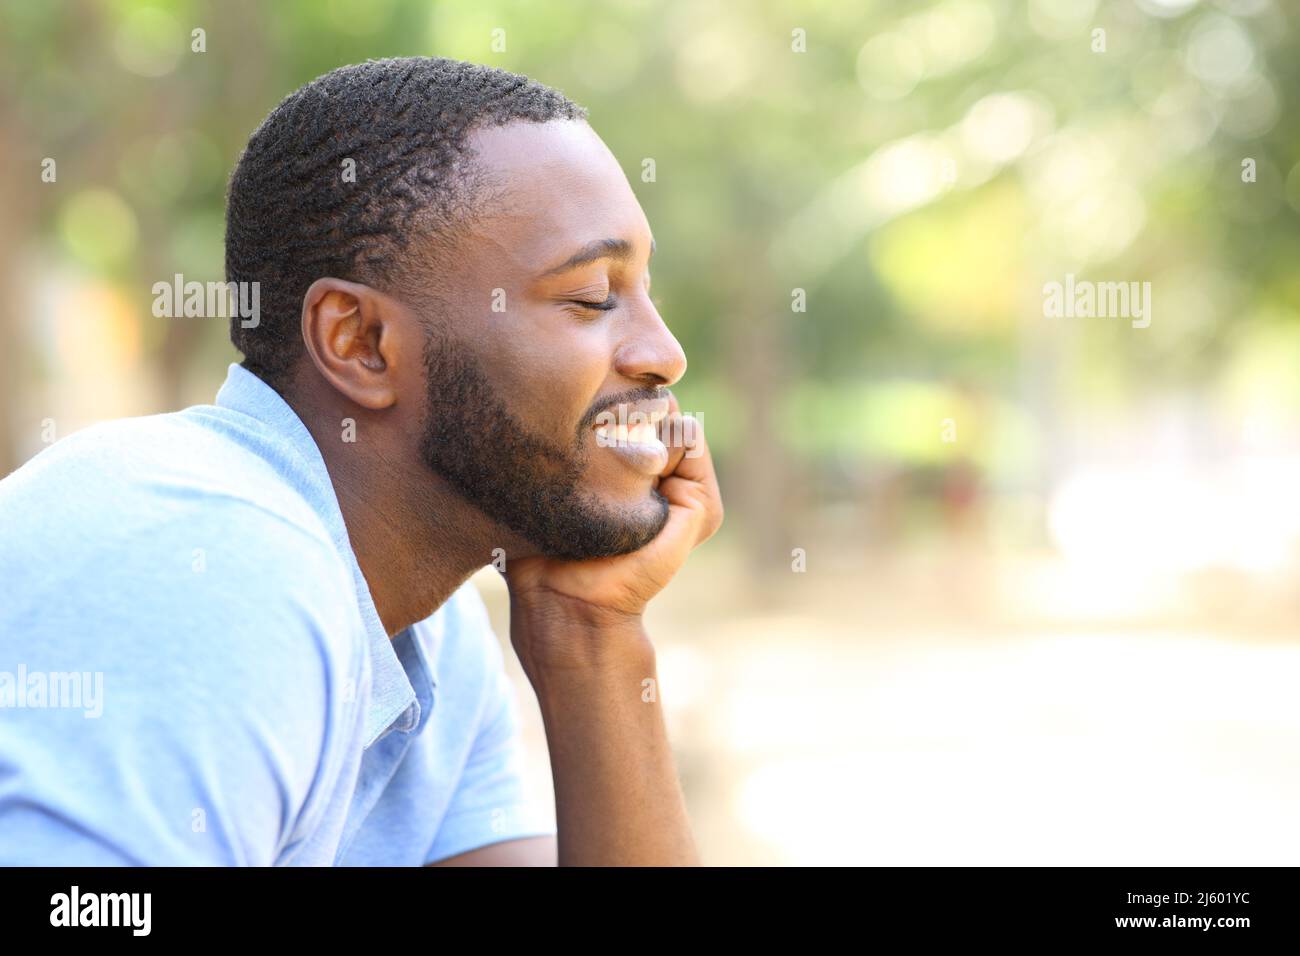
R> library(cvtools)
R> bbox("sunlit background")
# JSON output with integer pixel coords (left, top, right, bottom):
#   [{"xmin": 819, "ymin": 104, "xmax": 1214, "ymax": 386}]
[{"xmin": 2, "ymin": 0, "xmax": 1298, "ymax": 864}]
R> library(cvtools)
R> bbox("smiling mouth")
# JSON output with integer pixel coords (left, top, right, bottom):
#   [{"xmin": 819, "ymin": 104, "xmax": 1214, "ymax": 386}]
[
  {"xmin": 594, "ymin": 419, "xmax": 662, "ymax": 444},
  {"xmin": 592, "ymin": 404, "xmax": 670, "ymax": 475}
]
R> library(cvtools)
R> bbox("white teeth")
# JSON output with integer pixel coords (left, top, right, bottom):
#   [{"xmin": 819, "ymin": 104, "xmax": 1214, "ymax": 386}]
[
  {"xmin": 629, "ymin": 423, "xmax": 658, "ymax": 444},
  {"xmin": 594, "ymin": 420, "xmax": 665, "ymax": 448}
]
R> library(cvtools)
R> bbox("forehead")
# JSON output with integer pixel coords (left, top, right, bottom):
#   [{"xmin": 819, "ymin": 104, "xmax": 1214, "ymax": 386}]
[{"xmin": 460, "ymin": 120, "xmax": 650, "ymax": 272}]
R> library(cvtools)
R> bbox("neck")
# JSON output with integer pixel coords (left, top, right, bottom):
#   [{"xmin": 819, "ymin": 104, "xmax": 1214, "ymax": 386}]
[{"xmin": 300, "ymin": 407, "xmax": 525, "ymax": 638}]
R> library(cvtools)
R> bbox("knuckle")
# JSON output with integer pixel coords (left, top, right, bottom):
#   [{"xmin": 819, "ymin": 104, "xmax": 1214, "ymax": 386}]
[{"xmin": 705, "ymin": 502, "xmax": 724, "ymax": 538}]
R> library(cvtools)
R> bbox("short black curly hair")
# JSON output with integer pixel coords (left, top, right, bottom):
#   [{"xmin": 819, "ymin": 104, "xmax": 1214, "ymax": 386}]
[{"xmin": 224, "ymin": 56, "xmax": 587, "ymax": 392}]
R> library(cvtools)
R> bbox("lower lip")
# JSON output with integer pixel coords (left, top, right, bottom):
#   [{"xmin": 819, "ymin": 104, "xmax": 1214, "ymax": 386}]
[{"xmin": 594, "ymin": 433, "xmax": 669, "ymax": 476}]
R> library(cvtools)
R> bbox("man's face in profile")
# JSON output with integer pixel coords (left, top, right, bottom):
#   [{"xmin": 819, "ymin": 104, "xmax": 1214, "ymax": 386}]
[{"xmin": 412, "ymin": 120, "xmax": 688, "ymax": 561}]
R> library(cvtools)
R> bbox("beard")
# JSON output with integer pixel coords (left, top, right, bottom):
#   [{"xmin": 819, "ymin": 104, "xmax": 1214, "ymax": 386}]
[{"xmin": 415, "ymin": 328, "xmax": 669, "ymax": 560}]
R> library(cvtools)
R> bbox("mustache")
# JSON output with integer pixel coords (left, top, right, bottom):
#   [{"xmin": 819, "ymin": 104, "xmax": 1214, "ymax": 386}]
[{"xmin": 576, "ymin": 386, "xmax": 673, "ymax": 433}]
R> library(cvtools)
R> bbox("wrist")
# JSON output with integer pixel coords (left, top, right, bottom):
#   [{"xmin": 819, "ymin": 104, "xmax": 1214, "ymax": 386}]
[
  {"xmin": 510, "ymin": 584, "xmax": 643, "ymax": 630},
  {"xmin": 508, "ymin": 587, "xmax": 655, "ymax": 685}
]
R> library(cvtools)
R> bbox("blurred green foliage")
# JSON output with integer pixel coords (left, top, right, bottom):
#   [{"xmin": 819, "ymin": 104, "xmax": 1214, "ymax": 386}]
[{"xmin": 1, "ymin": 0, "xmax": 1297, "ymax": 550}]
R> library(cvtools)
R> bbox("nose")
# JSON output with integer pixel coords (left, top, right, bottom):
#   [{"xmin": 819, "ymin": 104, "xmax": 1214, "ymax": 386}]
[{"xmin": 613, "ymin": 296, "xmax": 687, "ymax": 388}]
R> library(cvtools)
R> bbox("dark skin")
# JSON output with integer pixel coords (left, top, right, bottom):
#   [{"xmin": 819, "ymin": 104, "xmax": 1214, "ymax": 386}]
[{"xmin": 287, "ymin": 119, "xmax": 723, "ymax": 865}]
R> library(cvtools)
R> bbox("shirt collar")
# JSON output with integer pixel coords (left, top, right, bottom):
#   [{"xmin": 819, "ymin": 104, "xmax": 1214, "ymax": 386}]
[{"xmin": 212, "ymin": 362, "xmax": 421, "ymax": 750}]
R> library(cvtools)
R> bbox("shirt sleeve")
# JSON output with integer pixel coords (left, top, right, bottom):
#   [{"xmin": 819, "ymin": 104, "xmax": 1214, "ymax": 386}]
[{"xmin": 424, "ymin": 585, "xmax": 556, "ymax": 863}]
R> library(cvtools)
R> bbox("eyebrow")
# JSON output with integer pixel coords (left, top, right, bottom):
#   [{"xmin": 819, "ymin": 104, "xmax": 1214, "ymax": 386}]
[{"xmin": 541, "ymin": 237, "xmax": 655, "ymax": 276}]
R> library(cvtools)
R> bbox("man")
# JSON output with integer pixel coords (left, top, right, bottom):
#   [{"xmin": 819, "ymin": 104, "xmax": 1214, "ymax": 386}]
[{"xmin": 0, "ymin": 57, "xmax": 722, "ymax": 866}]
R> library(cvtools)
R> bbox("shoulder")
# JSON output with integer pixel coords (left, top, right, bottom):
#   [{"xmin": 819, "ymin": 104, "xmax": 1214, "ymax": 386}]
[
  {"xmin": 0, "ymin": 411, "xmax": 364, "ymax": 679},
  {"xmin": 0, "ymin": 410, "xmax": 332, "ymax": 545},
  {"xmin": 0, "ymin": 411, "xmax": 372, "ymax": 862}
]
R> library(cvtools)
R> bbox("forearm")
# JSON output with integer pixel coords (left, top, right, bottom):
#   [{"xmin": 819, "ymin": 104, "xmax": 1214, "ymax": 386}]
[{"xmin": 511, "ymin": 598, "xmax": 699, "ymax": 866}]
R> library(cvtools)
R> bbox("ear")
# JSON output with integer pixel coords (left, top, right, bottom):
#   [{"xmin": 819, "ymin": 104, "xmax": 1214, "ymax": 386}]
[{"xmin": 300, "ymin": 277, "xmax": 406, "ymax": 410}]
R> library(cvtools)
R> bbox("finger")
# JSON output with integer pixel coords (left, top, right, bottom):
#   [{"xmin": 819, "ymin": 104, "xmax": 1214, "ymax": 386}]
[
  {"xmin": 658, "ymin": 475, "xmax": 722, "ymax": 546},
  {"xmin": 637, "ymin": 498, "xmax": 702, "ymax": 577},
  {"xmin": 654, "ymin": 417, "xmax": 723, "ymax": 545},
  {"xmin": 658, "ymin": 414, "xmax": 689, "ymax": 479},
  {"xmin": 659, "ymin": 413, "xmax": 718, "ymax": 494}
]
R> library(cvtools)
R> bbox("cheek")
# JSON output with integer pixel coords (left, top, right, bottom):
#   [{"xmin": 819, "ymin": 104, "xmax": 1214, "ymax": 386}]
[{"xmin": 482, "ymin": 310, "xmax": 611, "ymax": 439}]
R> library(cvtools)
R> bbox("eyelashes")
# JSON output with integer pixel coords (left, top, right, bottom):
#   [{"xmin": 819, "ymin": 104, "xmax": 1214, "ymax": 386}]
[
  {"xmin": 565, "ymin": 294, "xmax": 619, "ymax": 313},
  {"xmin": 561, "ymin": 283, "xmax": 661, "ymax": 317},
  {"xmin": 561, "ymin": 272, "xmax": 655, "ymax": 316}
]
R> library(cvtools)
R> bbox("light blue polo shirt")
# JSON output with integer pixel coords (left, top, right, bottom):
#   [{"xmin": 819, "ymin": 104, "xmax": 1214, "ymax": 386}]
[{"xmin": 0, "ymin": 363, "xmax": 555, "ymax": 865}]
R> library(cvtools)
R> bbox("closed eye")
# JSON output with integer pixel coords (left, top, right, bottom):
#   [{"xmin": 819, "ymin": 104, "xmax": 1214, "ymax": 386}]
[{"xmin": 567, "ymin": 294, "xmax": 618, "ymax": 312}]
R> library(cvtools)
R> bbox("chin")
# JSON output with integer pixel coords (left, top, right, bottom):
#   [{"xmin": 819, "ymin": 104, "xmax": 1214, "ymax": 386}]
[
  {"xmin": 535, "ymin": 486, "xmax": 669, "ymax": 561},
  {"xmin": 595, "ymin": 478, "xmax": 670, "ymax": 528}
]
